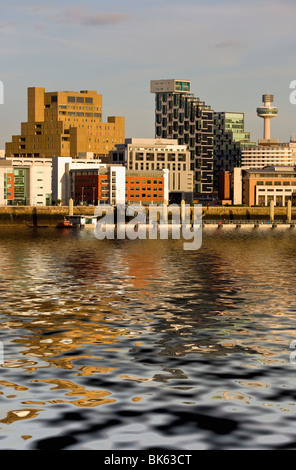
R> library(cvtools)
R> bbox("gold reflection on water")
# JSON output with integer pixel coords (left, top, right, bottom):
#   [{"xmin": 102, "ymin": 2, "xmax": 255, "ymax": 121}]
[
  {"xmin": 119, "ymin": 375, "xmax": 153, "ymax": 383},
  {"xmin": 0, "ymin": 409, "xmax": 43, "ymax": 424},
  {"xmin": 212, "ymin": 391, "xmax": 251, "ymax": 404},
  {"xmin": 32, "ymin": 378, "xmax": 116, "ymax": 407},
  {"xmin": 73, "ymin": 365, "xmax": 116, "ymax": 376},
  {"xmin": 0, "ymin": 380, "xmax": 28, "ymax": 391},
  {"xmin": 2, "ymin": 230, "xmax": 296, "ymax": 425}
]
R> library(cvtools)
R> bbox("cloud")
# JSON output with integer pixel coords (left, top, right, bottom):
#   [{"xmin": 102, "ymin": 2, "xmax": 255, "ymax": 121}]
[
  {"xmin": 0, "ymin": 21, "xmax": 17, "ymax": 33},
  {"xmin": 59, "ymin": 8, "xmax": 131, "ymax": 26},
  {"xmin": 23, "ymin": 5, "xmax": 131, "ymax": 27},
  {"xmin": 215, "ymin": 40, "xmax": 247, "ymax": 48}
]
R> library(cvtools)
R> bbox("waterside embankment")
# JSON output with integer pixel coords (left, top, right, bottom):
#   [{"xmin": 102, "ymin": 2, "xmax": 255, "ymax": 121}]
[{"xmin": 0, "ymin": 205, "xmax": 295, "ymax": 227}]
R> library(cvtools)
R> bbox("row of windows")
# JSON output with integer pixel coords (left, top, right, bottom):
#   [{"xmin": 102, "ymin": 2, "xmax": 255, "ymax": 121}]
[
  {"xmin": 131, "ymin": 162, "xmax": 187, "ymax": 171},
  {"xmin": 51, "ymin": 95, "xmax": 94, "ymax": 104},
  {"xmin": 256, "ymin": 180, "xmax": 294, "ymax": 186},
  {"xmin": 59, "ymin": 104, "xmax": 98, "ymax": 110},
  {"xmin": 59, "ymin": 111, "xmax": 101, "ymax": 118},
  {"xmin": 74, "ymin": 182, "xmax": 163, "ymax": 190},
  {"xmin": 127, "ymin": 179, "xmax": 162, "ymax": 185},
  {"xmin": 127, "ymin": 187, "xmax": 162, "ymax": 192},
  {"xmin": 127, "ymin": 193, "xmax": 163, "ymax": 199}
]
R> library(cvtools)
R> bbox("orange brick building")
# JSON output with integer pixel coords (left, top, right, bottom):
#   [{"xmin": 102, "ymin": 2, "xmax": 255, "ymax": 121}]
[{"xmin": 71, "ymin": 167, "xmax": 168, "ymax": 206}]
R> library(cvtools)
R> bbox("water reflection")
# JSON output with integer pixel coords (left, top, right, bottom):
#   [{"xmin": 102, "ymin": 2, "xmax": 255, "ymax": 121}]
[{"xmin": 0, "ymin": 227, "xmax": 296, "ymax": 449}]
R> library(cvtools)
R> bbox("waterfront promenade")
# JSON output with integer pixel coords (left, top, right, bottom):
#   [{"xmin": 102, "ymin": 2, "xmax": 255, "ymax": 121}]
[{"xmin": 0, "ymin": 204, "xmax": 295, "ymax": 227}]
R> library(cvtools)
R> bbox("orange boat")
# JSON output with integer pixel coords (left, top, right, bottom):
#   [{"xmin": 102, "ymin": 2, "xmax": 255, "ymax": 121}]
[{"xmin": 56, "ymin": 219, "xmax": 73, "ymax": 228}]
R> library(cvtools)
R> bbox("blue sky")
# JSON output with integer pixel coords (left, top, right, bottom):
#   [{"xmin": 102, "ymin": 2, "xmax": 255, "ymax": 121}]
[{"xmin": 1, "ymin": 0, "xmax": 296, "ymax": 149}]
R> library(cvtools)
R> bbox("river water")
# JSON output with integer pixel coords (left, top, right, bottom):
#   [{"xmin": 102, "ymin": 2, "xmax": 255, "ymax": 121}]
[{"xmin": 0, "ymin": 225, "xmax": 296, "ymax": 450}]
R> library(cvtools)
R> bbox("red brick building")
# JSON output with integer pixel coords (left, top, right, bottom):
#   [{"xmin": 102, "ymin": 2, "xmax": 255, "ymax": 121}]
[{"xmin": 71, "ymin": 167, "xmax": 169, "ymax": 205}]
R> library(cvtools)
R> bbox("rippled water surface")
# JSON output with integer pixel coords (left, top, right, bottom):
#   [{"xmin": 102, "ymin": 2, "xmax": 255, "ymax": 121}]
[{"xmin": 1, "ymin": 225, "xmax": 296, "ymax": 450}]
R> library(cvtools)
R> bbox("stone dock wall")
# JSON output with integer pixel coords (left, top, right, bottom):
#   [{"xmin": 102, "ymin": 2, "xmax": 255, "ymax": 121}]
[{"xmin": 0, "ymin": 205, "xmax": 295, "ymax": 226}]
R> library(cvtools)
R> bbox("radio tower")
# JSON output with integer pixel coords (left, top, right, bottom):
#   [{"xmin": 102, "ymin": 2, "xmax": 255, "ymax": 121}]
[{"xmin": 256, "ymin": 94, "xmax": 278, "ymax": 140}]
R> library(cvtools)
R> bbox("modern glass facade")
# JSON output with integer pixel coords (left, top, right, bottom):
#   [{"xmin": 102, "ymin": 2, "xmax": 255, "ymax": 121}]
[{"xmin": 213, "ymin": 112, "xmax": 255, "ymax": 191}]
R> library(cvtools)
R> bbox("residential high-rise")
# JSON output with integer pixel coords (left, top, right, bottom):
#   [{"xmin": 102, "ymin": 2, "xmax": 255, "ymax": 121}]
[
  {"xmin": 5, "ymin": 87, "xmax": 125, "ymax": 161},
  {"xmin": 150, "ymin": 79, "xmax": 214, "ymax": 198}
]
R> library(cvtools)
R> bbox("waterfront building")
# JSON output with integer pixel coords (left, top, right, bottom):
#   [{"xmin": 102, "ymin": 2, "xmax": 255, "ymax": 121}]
[
  {"xmin": 5, "ymin": 87, "xmax": 125, "ymax": 161},
  {"xmin": 150, "ymin": 79, "xmax": 214, "ymax": 198},
  {"xmin": 109, "ymin": 137, "xmax": 193, "ymax": 203},
  {"xmin": 219, "ymin": 93, "xmax": 296, "ymax": 205},
  {"xmin": 240, "ymin": 93, "xmax": 296, "ymax": 169},
  {"xmin": 70, "ymin": 165, "xmax": 169, "ymax": 206},
  {"xmin": 0, "ymin": 158, "xmax": 52, "ymax": 206},
  {"xmin": 231, "ymin": 166, "xmax": 296, "ymax": 206},
  {"xmin": 241, "ymin": 140, "xmax": 296, "ymax": 168},
  {"xmin": 213, "ymin": 112, "xmax": 255, "ymax": 190},
  {"xmin": 52, "ymin": 156, "xmax": 108, "ymax": 205}
]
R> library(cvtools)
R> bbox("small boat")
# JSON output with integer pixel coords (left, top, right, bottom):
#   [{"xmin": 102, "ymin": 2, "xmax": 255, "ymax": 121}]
[{"xmin": 56, "ymin": 219, "xmax": 73, "ymax": 228}]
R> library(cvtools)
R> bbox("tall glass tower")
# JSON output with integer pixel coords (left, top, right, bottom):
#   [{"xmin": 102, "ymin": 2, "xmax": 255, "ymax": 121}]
[
  {"xmin": 150, "ymin": 79, "xmax": 214, "ymax": 198},
  {"xmin": 213, "ymin": 111, "xmax": 255, "ymax": 190}
]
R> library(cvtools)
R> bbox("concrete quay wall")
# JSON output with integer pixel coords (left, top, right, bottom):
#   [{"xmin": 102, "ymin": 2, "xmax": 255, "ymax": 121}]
[
  {"xmin": 202, "ymin": 206, "xmax": 293, "ymax": 221},
  {"xmin": 0, "ymin": 206, "xmax": 91, "ymax": 226},
  {"xmin": 0, "ymin": 205, "xmax": 294, "ymax": 226}
]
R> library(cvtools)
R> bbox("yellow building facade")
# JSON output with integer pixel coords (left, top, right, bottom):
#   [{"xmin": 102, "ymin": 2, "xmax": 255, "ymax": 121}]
[{"xmin": 5, "ymin": 87, "xmax": 125, "ymax": 161}]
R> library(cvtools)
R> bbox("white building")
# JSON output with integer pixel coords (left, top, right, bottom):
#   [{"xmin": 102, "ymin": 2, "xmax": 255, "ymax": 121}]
[
  {"xmin": 52, "ymin": 156, "xmax": 107, "ymax": 205},
  {"xmin": 0, "ymin": 157, "xmax": 52, "ymax": 206},
  {"xmin": 241, "ymin": 141, "xmax": 296, "ymax": 169}
]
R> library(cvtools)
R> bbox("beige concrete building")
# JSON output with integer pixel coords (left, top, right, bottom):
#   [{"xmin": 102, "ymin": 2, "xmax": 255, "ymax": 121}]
[
  {"xmin": 5, "ymin": 87, "xmax": 125, "ymax": 161},
  {"xmin": 231, "ymin": 165, "xmax": 296, "ymax": 206},
  {"xmin": 109, "ymin": 138, "xmax": 194, "ymax": 202}
]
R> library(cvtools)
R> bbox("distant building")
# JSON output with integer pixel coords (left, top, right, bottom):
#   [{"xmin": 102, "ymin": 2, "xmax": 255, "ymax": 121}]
[
  {"xmin": 231, "ymin": 166, "xmax": 296, "ymax": 206},
  {"xmin": 109, "ymin": 138, "xmax": 193, "ymax": 203},
  {"xmin": 150, "ymin": 79, "xmax": 214, "ymax": 198},
  {"xmin": 213, "ymin": 112, "xmax": 255, "ymax": 190},
  {"xmin": 223, "ymin": 93, "xmax": 296, "ymax": 206},
  {"xmin": 70, "ymin": 166, "xmax": 169, "ymax": 206},
  {"xmin": 0, "ymin": 158, "xmax": 52, "ymax": 206},
  {"xmin": 239, "ymin": 93, "xmax": 296, "ymax": 169},
  {"xmin": 52, "ymin": 156, "xmax": 107, "ymax": 205},
  {"xmin": 5, "ymin": 87, "xmax": 125, "ymax": 161},
  {"xmin": 241, "ymin": 140, "xmax": 296, "ymax": 168}
]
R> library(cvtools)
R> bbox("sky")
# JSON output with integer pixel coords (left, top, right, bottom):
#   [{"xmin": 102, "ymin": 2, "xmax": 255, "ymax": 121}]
[{"xmin": 0, "ymin": 0, "xmax": 296, "ymax": 149}]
